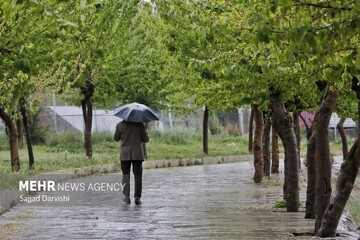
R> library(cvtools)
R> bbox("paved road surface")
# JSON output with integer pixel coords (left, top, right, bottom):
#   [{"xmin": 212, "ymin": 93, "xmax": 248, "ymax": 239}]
[{"xmin": 0, "ymin": 161, "xmax": 335, "ymax": 240}]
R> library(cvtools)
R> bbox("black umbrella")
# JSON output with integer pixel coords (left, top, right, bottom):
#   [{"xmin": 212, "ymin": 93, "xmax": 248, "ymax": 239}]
[{"xmin": 114, "ymin": 102, "xmax": 161, "ymax": 123}]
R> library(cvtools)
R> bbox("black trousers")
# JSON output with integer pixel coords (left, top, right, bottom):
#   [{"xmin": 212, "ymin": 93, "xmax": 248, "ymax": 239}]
[{"xmin": 121, "ymin": 160, "xmax": 143, "ymax": 198}]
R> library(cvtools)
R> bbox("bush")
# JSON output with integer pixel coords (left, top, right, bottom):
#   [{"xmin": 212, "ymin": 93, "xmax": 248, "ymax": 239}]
[
  {"xmin": 209, "ymin": 112, "xmax": 222, "ymax": 135},
  {"xmin": 0, "ymin": 133, "xmax": 9, "ymax": 151},
  {"xmin": 46, "ymin": 131, "xmax": 83, "ymax": 152},
  {"xmin": 92, "ymin": 132, "xmax": 118, "ymax": 151},
  {"xmin": 348, "ymin": 195, "xmax": 360, "ymax": 226},
  {"xmin": 224, "ymin": 122, "xmax": 240, "ymax": 136},
  {"xmin": 31, "ymin": 121, "xmax": 49, "ymax": 144},
  {"xmin": 149, "ymin": 128, "xmax": 201, "ymax": 145},
  {"xmin": 92, "ymin": 132, "xmax": 114, "ymax": 144},
  {"xmin": 274, "ymin": 200, "xmax": 287, "ymax": 208}
]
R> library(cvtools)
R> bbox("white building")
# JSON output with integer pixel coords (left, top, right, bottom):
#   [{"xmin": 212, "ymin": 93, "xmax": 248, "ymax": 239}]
[{"xmin": 44, "ymin": 106, "xmax": 121, "ymax": 133}]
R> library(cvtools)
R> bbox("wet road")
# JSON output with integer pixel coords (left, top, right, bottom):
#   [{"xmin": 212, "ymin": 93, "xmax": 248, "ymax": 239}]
[{"xmin": 0, "ymin": 162, "xmax": 316, "ymax": 239}]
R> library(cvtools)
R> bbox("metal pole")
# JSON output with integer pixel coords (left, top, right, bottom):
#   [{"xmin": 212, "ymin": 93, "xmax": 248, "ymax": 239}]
[
  {"xmin": 94, "ymin": 107, "xmax": 98, "ymax": 132},
  {"xmin": 168, "ymin": 109, "xmax": 173, "ymax": 129},
  {"xmin": 333, "ymin": 114, "xmax": 337, "ymax": 139},
  {"xmin": 52, "ymin": 91, "xmax": 58, "ymax": 132},
  {"xmin": 238, "ymin": 108, "xmax": 243, "ymax": 135}
]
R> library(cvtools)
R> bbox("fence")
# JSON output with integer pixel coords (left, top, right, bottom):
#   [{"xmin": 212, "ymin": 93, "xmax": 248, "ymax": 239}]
[
  {"xmin": 37, "ymin": 106, "xmax": 252, "ymax": 135},
  {"xmin": 0, "ymin": 104, "xmax": 357, "ymax": 139}
]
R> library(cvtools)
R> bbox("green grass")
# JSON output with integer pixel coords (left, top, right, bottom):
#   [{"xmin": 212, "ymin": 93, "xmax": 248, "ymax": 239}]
[
  {"xmin": 348, "ymin": 196, "xmax": 360, "ymax": 226},
  {"xmin": 0, "ymin": 130, "xmax": 354, "ymax": 176},
  {"xmin": 274, "ymin": 199, "xmax": 287, "ymax": 208},
  {"xmin": 0, "ymin": 130, "xmax": 249, "ymax": 186},
  {"xmin": 147, "ymin": 129, "xmax": 249, "ymax": 159},
  {"xmin": 347, "ymin": 178, "xmax": 360, "ymax": 226}
]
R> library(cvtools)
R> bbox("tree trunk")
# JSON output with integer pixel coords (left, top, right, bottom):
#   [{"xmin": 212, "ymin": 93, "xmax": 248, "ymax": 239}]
[
  {"xmin": 317, "ymin": 138, "xmax": 360, "ymax": 237},
  {"xmin": 353, "ymin": 76, "xmax": 360, "ymax": 120},
  {"xmin": 299, "ymin": 113, "xmax": 313, "ymax": 140},
  {"xmin": 248, "ymin": 105, "xmax": 254, "ymax": 153},
  {"xmin": 263, "ymin": 115, "xmax": 271, "ymax": 177},
  {"xmin": 305, "ymin": 130, "xmax": 316, "ymax": 219},
  {"xmin": 293, "ymin": 111, "xmax": 301, "ymax": 169},
  {"xmin": 269, "ymin": 91, "xmax": 299, "ymax": 212},
  {"xmin": 271, "ymin": 128, "xmax": 279, "ymax": 174},
  {"xmin": 253, "ymin": 105, "xmax": 264, "ymax": 183},
  {"xmin": 283, "ymin": 155, "xmax": 289, "ymax": 200},
  {"xmin": 314, "ymin": 88, "xmax": 338, "ymax": 234},
  {"xmin": 203, "ymin": 106, "xmax": 209, "ymax": 154},
  {"xmin": 16, "ymin": 118, "xmax": 24, "ymax": 148},
  {"xmin": 315, "ymin": 76, "xmax": 360, "ymax": 235},
  {"xmin": 337, "ymin": 117, "xmax": 348, "ymax": 160},
  {"xmin": 81, "ymin": 75, "xmax": 95, "ymax": 158},
  {"xmin": 0, "ymin": 108, "xmax": 20, "ymax": 172},
  {"xmin": 19, "ymin": 98, "xmax": 35, "ymax": 169}
]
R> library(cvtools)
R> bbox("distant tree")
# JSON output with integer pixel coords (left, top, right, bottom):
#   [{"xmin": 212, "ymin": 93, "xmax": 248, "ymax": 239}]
[
  {"xmin": 57, "ymin": 0, "xmax": 142, "ymax": 158},
  {"xmin": 0, "ymin": 1, "xmax": 66, "ymax": 170}
]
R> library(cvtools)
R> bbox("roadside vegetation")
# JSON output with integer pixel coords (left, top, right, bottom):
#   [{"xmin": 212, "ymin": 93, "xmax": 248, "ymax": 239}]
[
  {"xmin": 347, "ymin": 178, "xmax": 360, "ymax": 226},
  {"xmin": 1, "ymin": 129, "xmax": 349, "ymax": 174},
  {"xmin": 0, "ymin": 129, "xmax": 248, "ymax": 184}
]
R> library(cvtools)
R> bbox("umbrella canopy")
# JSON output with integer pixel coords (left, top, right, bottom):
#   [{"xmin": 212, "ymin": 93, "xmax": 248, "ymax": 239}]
[{"xmin": 114, "ymin": 102, "xmax": 161, "ymax": 123}]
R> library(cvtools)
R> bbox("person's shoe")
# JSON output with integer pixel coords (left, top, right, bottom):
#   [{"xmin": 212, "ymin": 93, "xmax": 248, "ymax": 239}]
[
  {"xmin": 134, "ymin": 197, "xmax": 142, "ymax": 205},
  {"xmin": 123, "ymin": 196, "xmax": 131, "ymax": 204}
]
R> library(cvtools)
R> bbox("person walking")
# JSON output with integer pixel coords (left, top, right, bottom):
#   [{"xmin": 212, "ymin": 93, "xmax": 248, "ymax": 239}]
[{"xmin": 114, "ymin": 121, "xmax": 149, "ymax": 205}]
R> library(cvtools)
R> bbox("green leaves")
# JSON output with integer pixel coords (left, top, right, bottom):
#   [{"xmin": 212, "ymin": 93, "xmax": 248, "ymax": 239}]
[
  {"xmin": 1, "ymin": 0, "xmax": 359, "ymax": 123},
  {"xmin": 153, "ymin": 0, "xmax": 360, "ymax": 116}
]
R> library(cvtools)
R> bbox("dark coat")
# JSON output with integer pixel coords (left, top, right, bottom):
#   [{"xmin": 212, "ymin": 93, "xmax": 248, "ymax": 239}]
[{"xmin": 114, "ymin": 121, "xmax": 149, "ymax": 161}]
